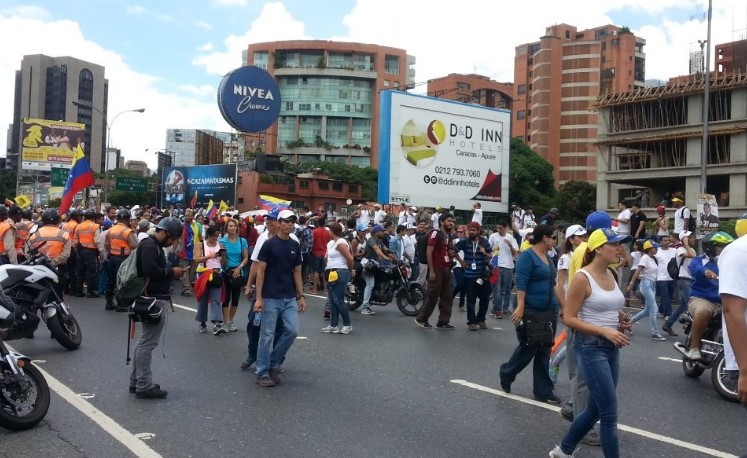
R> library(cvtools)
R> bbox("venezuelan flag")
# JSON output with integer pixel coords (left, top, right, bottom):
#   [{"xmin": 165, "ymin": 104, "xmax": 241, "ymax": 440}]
[
  {"xmin": 205, "ymin": 199, "xmax": 218, "ymax": 220},
  {"xmin": 60, "ymin": 146, "xmax": 94, "ymax": 214},
  {"xmin": 258, "ymin": 194, "xmax": 290, "ymax": 211}
]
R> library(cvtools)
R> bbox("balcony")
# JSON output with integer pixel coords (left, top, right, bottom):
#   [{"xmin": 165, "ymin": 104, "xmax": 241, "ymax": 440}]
[{"xmin": 273, "ymin": 67, "xmax": 377, "ymax": 80}]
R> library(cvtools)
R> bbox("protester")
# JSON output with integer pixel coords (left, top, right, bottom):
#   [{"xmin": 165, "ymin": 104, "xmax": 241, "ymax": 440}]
[
  {"xmin": 718, "ymin": 231, "xmax": 747, "ymax": 406},
  {"xmin": 612, "ymin": 201, "xmax": 631, "ymax": 237},
  {"xmin": 309, "ymin": 217, "xmax": 329, "ymax": 294},
  {"xmin": 221, "ymin": 219, "xmax": 249, "ymax": 332},
  {"xmin": 671, "ymin": 197, "xmax": 690, "ymax": 240},
  {"xmin": 627, "ymin": 240, "xmax": 666, "ymax": 341},
  {"xmin": 415, "ymin": 213, "xmax": 456, "ymax": 329},
  {"xmin": 654, "ymin": 235, "xmax": 676, "ymax": 319},
  {"xmin": 361, "ymin": 225, "xmax": 395, "ymax": 315},
  {"xmin": 321, "ymin": 222, "xmax": 354, "ymax": 334},
  {"xmin": 454, "ymin": 222, "xmax": 492, "ymax": 330},
  {"xmin": 653, "ymin": 205, "xmax": 669, "ymax": 241},
  {"xmin": 194, "ymin": 224, "xmax": 226, "ymax": 335},
  {"xmin": 452, "ymin": 224, "xmax": 468, "ymax": 313},
  {"xmin": 471, "ymin": 203, "xmax": 483, "ymax": 226},
  {"xmin": 104, "ymin": 209, "xmax": 138, "ymax": 311},
  {"xmin": 488, "ymin": 220, "xmax": 519, "ymax": 319},
  {"xmin": 177, "ymin": 209, "xmax": 201, "ymax": 296},
  {"xmin": 662, "ymin": 231, "xmax": 696, "ymax": 336},
  {"xmin": 414, "ymin": 220, "xmax": 431, "ymax": 286},
  {"xmin": 0, "ymin": 206, "xmax": 18, "ymax": 265}
]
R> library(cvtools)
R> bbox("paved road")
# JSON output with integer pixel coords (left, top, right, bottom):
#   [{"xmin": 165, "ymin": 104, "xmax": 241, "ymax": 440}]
[{"xmin": 2, "ymin": 292, "xmax": 746, "ymax": 457}]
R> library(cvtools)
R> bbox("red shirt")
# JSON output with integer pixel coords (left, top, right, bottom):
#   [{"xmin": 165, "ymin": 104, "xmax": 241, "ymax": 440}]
[
  {"xmin": 311, "ymin": 227, "xmax": 330, "ymax": 257},
  {"xmin": 428, "ymin": 230, "xmax": 451, "ymax": 270}
]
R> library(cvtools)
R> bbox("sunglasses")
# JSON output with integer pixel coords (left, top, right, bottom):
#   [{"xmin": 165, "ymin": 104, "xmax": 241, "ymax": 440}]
[{"xmin": 279, "ymin": 217, "xmax": 296, "ymax": 224}]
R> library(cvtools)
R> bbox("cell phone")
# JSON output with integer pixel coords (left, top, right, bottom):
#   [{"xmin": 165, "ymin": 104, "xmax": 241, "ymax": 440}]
[{"xmin": 217, "ymin": 248, "xmax": 226, "ymax": 253}]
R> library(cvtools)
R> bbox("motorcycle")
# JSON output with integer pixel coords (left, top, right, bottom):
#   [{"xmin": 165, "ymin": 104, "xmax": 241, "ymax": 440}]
[
  {"xmin": 0, "ymin": 288, "xmax": 51, "ymax": 431},
  {"xmin": 346, "ymin": 260, "xmax": 426, "ymax": 316},
  {"xmin": 0, "ymin": 245, "xmax": 82, "ymax": 350},
  {"xmin": 673, "ymin": 310, "xmax": 739, "ymax": 403}
]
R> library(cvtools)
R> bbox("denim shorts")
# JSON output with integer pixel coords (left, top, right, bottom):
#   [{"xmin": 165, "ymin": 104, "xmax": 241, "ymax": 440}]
[{"xmin": 309, "ymin": 255, "xmax": 326, "ymax": 273}]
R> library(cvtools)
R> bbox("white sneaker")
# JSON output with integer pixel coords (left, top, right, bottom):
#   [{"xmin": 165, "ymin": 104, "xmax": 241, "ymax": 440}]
[
  {"xmin": 361, "ymin": 307, "xmax": 376, "ymax": 315},
  {"xmin": 321, "ymin": 325, "xmax": 338, "ymax": 333},
  {"xmin": 549, "ymin": 445, "xmax": 575, "ymax": 457},
  {"xmin": 339, "ymin": 326, "xmax": 353, "ymax": 334},
  {"xmin": 685, "ymin": 348, "xmax": 702, "ymax": 361}
]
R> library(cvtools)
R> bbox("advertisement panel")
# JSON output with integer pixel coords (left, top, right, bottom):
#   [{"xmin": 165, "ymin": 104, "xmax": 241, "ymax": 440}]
[
  {"xmin": 378, "ymin": 92, "xmax": 510, "ymax": 213},
  {"xmin": 21, "ymin": 118, "xmax": 85, "ymax": 171},
  {"xmin": 217, "ymin": 66, "xmax": 281, "ymax": 133},
  {"xmin": 696, "ymin": 193, "xmax": 720, "ymax": 238},
  {"xmin": 162, "ymin": 164, "xmax": 237, "ymax": 209}
]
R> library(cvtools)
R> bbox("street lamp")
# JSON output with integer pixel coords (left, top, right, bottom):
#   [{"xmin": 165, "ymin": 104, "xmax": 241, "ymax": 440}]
[{"xmin": 72, "ymin": 101, "xmax": 145, "ymax": 207}]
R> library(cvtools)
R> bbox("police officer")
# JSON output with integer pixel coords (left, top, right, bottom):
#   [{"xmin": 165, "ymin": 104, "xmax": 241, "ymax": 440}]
[
  {"xmin": 9, "ymin": 207, "xmax": 30, "ymax": 263},
  {"xmin": 61, "ymin": 209, "xmax": 83, "ymax": 295},
  {"xmin": 0, "ymin": 206, "xmax": 18, "ymax": 265},
  {"xmin": 27, "ymin": 209, "xmax": 71, "ymax": 268},
  {"xmin": 75, "ymin": 210, "xmax": 101, "ymax": 298},
  {"xmin": 105, "ymin": 208, "xmax": 138, "ymax": 311}
]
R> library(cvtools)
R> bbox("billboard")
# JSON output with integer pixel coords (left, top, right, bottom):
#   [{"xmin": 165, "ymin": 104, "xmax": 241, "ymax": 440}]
[
  {"xmin": 21, "ymin": 118, "xmax": 85, "ymax": 171},
  {"xmin": 697, "ymin": 193, "xmax": 719, "ymax": 238},
  {"xmin": 217, "ymin": 66, "xmax": 281, "ymax": 133},
  {"xmin": 162, "ymin": 164, "xmax": 237, "ymax": 209},
  {"xmin": 378, "ymin": 92, "xmax": 510, "ymax": 213}
]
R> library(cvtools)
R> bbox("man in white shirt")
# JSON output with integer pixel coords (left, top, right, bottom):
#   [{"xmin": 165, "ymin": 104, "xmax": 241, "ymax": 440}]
[
  {"xmin": 487, "ymin": 220, "xmax": 518, "ymax": 319},
  {"xmin": 521, "ymin": 207, "xmax": 535, "ymax": 229},
  {"xmin": 672, "ymin": 197, "xmax": 690, "ymax": 240},
  {"xmin": 354, "ymin": 204, "xmax": 371, "ymax": 231},
  {"xmin": 406, "ymin": 206, "xmax": 417, "ymax": 225},
  {"xmin": 613, "ymin": 200, "xmax": 632, "ymax": 235},
  {"xmin": 397, "ymin": 204, "xmax": 407, "ymax": 226},
  {"xmin": 471, "ymin": 203, "xmax": 483, "ymax": 226},
  {"xmin": 662, "ymin": 231, "xmax": 696, "ymax": 336},
  {"xmin": 654, "ymin": 235, "xmax": 676, "ymax": 318},
  {"xmin": 510, "ymin": 203, "xmax": 524, "ymax": 230},
  {"xmin": 403, "ymin": 223, "xmax": 416, "ymax": 266},
  {"xmin": 373, "ymin": 204, "xmax": 387, "ymax": 225},
  {"xmin": 718, "ymin": 234, "xmax": 747, "ymax": 405},
  {"xmin": 431, "ymin": 206, "xmax": 443, "ymax": 230}
]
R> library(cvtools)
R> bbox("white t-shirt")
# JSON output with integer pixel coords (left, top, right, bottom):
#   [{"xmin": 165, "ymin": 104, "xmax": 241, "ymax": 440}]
[
  {"xmin": 488, "ymin": 232, "xmax": 518, "ymax": 269},
  {"xmin": 137, "ymin": 232, "xmax": 149, "ymax": 243},
  {"xmin": 673, "ymin": 207, "xmax": 691, "ymax": 234},
  {"xmin": 558, "ymin": 253, "xmax": 571, "ymax": 294},
  {"xmin": 254, "ymin": 224, "xmax": 266, "ymax": 235},
  {"xmin": 655, "ymin": 247, "xmax": 676, "ymax": 281},
  {"xmin": 431, "ymin": 212, "xmax": 442, "ymax": 230},
  {"xmin": 674, "ymin": 246, "xmax": 693, "ymax": 279},
  {"xmin": 406, "ymin": 212, "xmax": 416, "ymax": 225},
  {"xmin": 402, "ymin": 234, "xmax": 415, "ymax": 262},
  {"xmin": 251, "ymin": 231, "xmax": 298, "ymax": 262},
  {"xmin": 357, "ymin": 209, "xmax": 371, "ymax": 227},
  {"xmin": 522, "ymin": 213, "xmax": 535, "ymax": 228},
  {"xmin": 326, "ymin": 238, "xmax": 350, "ymax": 269},
  {"xmin": 374, "ymin": 209, "xmax": 387, "ymax": 225},
  {"xmin": 717, "ymin": 236, "xmax": 747, "ymax": 371},
  {"xmin": 472, "ymin": 208, "xmax": 483, "ymax": 225},
  {"xmin": 511, "ymin": 209, "xmax": 525, "ymax": 229},
  {"xmin": 397, "ymin": 211, "xmax": 407, "ymax": 225},
  {"xmin": 637, "ymin": 254, "xmax": 659, "ymax": 281},
  {"xmin": 617, "ymin": 208, "xmax": 632, "ymax": 234}
]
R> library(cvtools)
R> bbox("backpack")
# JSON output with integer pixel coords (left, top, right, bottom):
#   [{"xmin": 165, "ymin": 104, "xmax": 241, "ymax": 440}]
[
  {"xmin": 116, "ymin": 247, "xmax": 146, "ymax": 306},
  {"xmin": 679, "ymin": 207, "xmax": 696, "ymax": 233},
  {"xmin": 666, "ymin": 254, "xmax": 684, "ymax": 281}
]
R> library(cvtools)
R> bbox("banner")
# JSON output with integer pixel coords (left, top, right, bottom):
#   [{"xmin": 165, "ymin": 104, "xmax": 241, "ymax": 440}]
[
  {"xmin": 21, "ymin": 118, "xmax": 85, "ymax": 171},
  {"xmin": 162, "ymin": 164, "xmax": 236, "ymax": 209},
  {"xmin": 378, "ymin": 92, "xmax": 510, "ymax": 213},
  {"xmin": 696, "ymin": 193, "xmax": 720, "ymax": 238}
]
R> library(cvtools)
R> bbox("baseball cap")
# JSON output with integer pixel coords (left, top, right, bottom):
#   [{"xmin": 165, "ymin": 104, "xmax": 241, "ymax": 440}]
[
  {"xmin": 372, "ymin": 224, "xmax": 384, "ymax": 233},
  {"xmin": 406, "ymin": 223, "xmax": 416, "ymax": 230},
  {"xmin": 586, "ymin": 211, "xmax": 613, "ymax": 231},
  {"xmin": 550, "ymin": 207, "xmax": 559, "ymax": 214},
  {"xmin": 102, "ymin": 219, "xmax": 113, "ymax": 229},
  {"xmin": 410, "ymin": 206, "xmax": 417, "ymax": 211},
  {"xmin": 564, "ymin": 224, "xmax": 587, "ymax": 240},
  {"xmin": 468, "ymin": 221, "xmax": 481, "ymax": 230},
  {"xmin": 671, "ymin": 197, "xmax": 683, "ymax": 203},
  {"xmin": 435, "ymin": 205, "xmax": 442, "ymax": 211},
  {"xmin": 587, "ymin": 228, "xmax": 632, "ymax": 251},
  {"xmin": 266, "ymin": 207, "xmax": 280, "ymax": 220},
  {"xmin": 277, "ymin": 209, "xmax": 296, "ymax": 221},
  {"xmin": 643, "ymin": 240, "xmax": 661, "ymax": 251},
  {"xmin": 678, "ymin": 230, "xmax": 693, "ymax": 241}
]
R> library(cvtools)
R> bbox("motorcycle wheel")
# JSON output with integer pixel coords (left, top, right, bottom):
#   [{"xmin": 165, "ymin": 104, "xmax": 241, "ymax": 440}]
[
  {"xmin": 47, "ymin": 311, "xmax": 82, "ymax": 350},
  {"xmin": 711, "ymin": 353, "xmax": 740, "ymax": 403},
  {"xmin": 0, "ymin": 363, "xmax": 50, "ymax": 431},
  {"xmin": 396, "ymin": 283, "xmax": 426, "ymax": 316},
  {"xmin": 345, "ymin": 284, "xmax": 362, "ymax": 311},
  {"xmin": 682, "ymin": 335, "xmax": 705, "ymax": 378}
]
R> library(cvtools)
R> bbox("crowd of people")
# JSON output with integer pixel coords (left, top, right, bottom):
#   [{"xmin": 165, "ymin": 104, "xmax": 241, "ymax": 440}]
[{"xmin": 3, "ymin": 196, "xmax": 745, "ymax": 457}]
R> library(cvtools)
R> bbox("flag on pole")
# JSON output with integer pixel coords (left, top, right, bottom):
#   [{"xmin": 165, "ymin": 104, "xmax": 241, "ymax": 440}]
[
  {"xmin": 205, "ymin": 199, "xmax": 218, "ymax": 220},
  {"xmin": 190, "ymin": 190, "xmax": 198, "ymax": 209},
  {"xmin": 60, "ymin": 145, "xmax": 95, "ymax": 215},
  {"xmin": 14, "ymin": 195, "xmax": 31, "ymax": 209},
  {"xmin": 258, "ymin": 194, "xmax": 290, "ymax": 211},
  {"xmin": 218, "ymin": 200, "xmax": 229, "ymax": 214}
]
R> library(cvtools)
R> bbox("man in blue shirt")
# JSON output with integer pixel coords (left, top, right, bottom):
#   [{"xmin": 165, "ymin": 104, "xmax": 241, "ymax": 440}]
[
  {"xmin": 254, "ymin": 209, "xmax": 306, "ymax": 387},
  {"xmin": 455, "ymin": 222, "xmax": 492, "ymax": 330}
]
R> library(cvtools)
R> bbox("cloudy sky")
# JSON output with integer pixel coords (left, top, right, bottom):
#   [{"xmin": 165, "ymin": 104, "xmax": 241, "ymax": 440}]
[{"xmin": 1, "ymin": 0, "xmax": 744, "ymax": 170}]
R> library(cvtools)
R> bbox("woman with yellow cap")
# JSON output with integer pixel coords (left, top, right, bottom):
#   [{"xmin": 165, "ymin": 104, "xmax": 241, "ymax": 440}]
[{"xmin": 322, "ymin": 222, "xmax": 354, "ymax": 334}]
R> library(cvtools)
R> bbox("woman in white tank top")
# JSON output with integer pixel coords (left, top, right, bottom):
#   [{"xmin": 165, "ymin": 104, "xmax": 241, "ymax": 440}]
[{"xmin": 550, "ymin": 228, "xmax": 632, "ymax": 458}]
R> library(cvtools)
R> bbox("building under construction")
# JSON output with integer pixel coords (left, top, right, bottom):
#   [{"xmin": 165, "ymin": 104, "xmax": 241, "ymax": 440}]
[{"xmin": 594, "ymin": 71, "xmax": 747, "ymax": 217}]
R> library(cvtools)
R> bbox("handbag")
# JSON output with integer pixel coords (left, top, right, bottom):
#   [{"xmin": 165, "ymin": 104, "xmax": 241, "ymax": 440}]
[
  {"xmin": 128, "ymin": 296, "xmax": 163, "ymax": 324},
  {"xmin": 207, "ymin": 270, "xmax": 223, "ymax": 288},
  {"xmin": 326, "ymin": 268, "xmax": 339, "ymax": 284},
  {"xmin": 523, "ymin": 310, "xmax": 555, "ymax": 346}
]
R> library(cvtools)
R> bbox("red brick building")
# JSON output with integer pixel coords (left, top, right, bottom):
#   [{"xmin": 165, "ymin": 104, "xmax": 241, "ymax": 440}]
[{"xmin": 426, "ymin": 73, "xmax": 513, "ymax": 110}]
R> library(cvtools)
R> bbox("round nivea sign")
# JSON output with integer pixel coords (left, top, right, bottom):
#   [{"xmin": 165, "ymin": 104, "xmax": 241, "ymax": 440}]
[{"xmin": 217, "ymin": 66, "xmax": 281, "ymax": 133}]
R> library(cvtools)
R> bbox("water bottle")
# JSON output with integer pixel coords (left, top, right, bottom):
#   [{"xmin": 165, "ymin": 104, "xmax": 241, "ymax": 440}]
[{"xmin": 253, "ymin": 311, "xmax": 262, "ymax": 326}]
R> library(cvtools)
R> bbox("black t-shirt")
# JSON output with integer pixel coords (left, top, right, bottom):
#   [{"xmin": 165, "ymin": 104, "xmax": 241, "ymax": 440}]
[
  {"xmin": 415, "ymin": 229, "xmax": 432, "ymax": 262},
  {"xmin": 257, "ymin": 236, "xmax": 302, "ymax": 299},
  {"xmin": 630, "ymin": 211, "xmax": 648, "ymax": 238}
]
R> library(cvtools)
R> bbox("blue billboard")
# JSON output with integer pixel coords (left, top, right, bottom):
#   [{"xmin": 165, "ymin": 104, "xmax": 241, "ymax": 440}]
[
  {"xmin": 162, "ymin": 164, "xmax": 237, "ymax": 209},
  {"xmin": 217, "ymin": 66, "xmax": 281, "ymax": 133}
]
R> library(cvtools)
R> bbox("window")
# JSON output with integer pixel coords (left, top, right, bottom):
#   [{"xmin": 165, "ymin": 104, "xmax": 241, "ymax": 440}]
[
  {"xmin": 611, "ymin": 38, "xmax": 619, "ymax": 46},
  {"xmin": 518, "ymin": 84, "xmax": 526, "ymax": 94},
  {"xmin": 299, "ymin": 180, "xmax": 309, "ymax": 189},
  {"xmin": 238, "ymin": 197, "xmax": 244, "ymax": 204},
  {"xmin": 383, "ymin": 80, "xmax": 390, "ymax": 87},
  {"xmin": 348, "ymin": 184, "xmax": 359, "ymax": 193},
  {"xmin": 529, "ymin": 44, "xmax": 540, "ymax": 54},
  {"xmin": 384, "ymin": 55, "xmax": 400, "ymax": 74},
  {"xmin": 457, "ymin": 82, "xmax": 470, "ymax": 90},
  {"xmin": 332, "ymin": 182, "xmax": 343, "ymax": 192},
  {"xmin": 565, "ymin": 30, "xmax": 571, "ymax": 39},
  {"xmin": 318, "ymin": 181, "xmax": 329, "ymax": 190},
  {"xmin": 298, "ymin": 103, "xmax": 311, "ymax": 111},
  {"xmin": 285, "ymin": 101, "xmax": 294, "ymax": 110},
  {"xmin": 517, "ymin": 110, "xmax": 526, "ymax": 120}
]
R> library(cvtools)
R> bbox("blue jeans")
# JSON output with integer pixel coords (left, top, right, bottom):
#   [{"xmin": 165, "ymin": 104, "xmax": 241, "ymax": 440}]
[
  {"xmin": 632, "ymin": 278, "xmax": 658, "ymax": 335},
  {"xmin": 665, "ymin": 278, "xmax": 692, "ymax": 329},
  {"xmin": 256, "ymin": 297, "xmax": 299, "ymax": 377},
  {"xmin": 492, "ymin": 267, "xmax": 514, "ymax": 313},
  {"xmin": 327, "ymin": 269, "xmax": 351, "ymax": 327},
  {"xmin": 560, "ymin": 334, "xmax": 620, "ymax": 458},
  {"xmin": 452, "ymin": 267, "xmax": 465, "ymax": 307},
  {"xmin": 656, "ymin": 280, "xmax": 675, "ymax": 316}
]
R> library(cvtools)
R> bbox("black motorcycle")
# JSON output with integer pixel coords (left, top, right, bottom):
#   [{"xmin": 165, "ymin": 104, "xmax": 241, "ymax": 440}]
[
  {"xmin": 0, "ymin": 246, "xmax": 82, "ymax": 350},
  {"xmin": 346, "ymin": 260, "xmax": 426, "ymax": 316},
  {"xmin": 0, "ymin": 288, "xmax": 51, "ymax": 431},
  {"xmin": 674, "ymin": 311, "xmax": 739, "ymax": 403}
]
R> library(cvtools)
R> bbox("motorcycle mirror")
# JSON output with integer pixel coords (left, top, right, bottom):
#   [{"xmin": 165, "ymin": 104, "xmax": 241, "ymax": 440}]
[{"xmin": 28, "ymin": 224, "xmax": 39, "ymax": 236}]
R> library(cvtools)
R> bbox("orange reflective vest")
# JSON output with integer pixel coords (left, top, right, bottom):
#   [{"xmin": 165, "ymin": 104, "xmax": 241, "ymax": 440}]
[
  {"xmin": 29, "ymin": 226, "xmax": 69, "ymax": 260},
  {"xmin": 14, "ymin": 221, "xmax": 31, "ymax": 252},
  {"xmin": 0, "ymin": 220, "xmax": 12, "ymax": 253},
  {"xmin": 107, "ymin": 224, "xmax": 134, "ymax": 256},
  {"xmin": 76, "ymin": 220, "xmax": 99, "ymax": 249},
  {"xmin": 61, "ymin": 220, "xmax": 78, "ymax": 238}
]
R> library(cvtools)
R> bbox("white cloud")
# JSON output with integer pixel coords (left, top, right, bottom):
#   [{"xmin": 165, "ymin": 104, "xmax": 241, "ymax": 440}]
[
  {"xmin": 195, "ymin": 20, "xmax": 213, "ymax": 31},
  {"xmin": 125, "ymin": 5, "xmax": 146, "ymax": 15},
  {"xmin": 196, "ymin": 42, "xmax": 214, "ymax": 52},
  {"xmin": 211, "ymin": 0, "xmax": 249, "ymax": 6},
  {"xmin": 178, "ymin": 84, "xmax": 216, "ymax": 97},
  {"xmin": 192, "ymin": 2, "xmax": 310, "ymax": 75},
  {"xmin": 0, "ymin": 12, "xmax": 228, "ymax": 171},
  {"xmin": 0, "ymin": 5, "xmax": 52, "ymax": 20}
]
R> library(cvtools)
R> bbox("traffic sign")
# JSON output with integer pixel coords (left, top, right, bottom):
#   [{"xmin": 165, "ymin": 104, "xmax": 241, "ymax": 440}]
[
  {"xmin": 115, "ymin": 176, "xmax": 149, "ymax": 193},
  {"xmin": 51, "ymin": 167, "xmax": 70, "ymax": 187}
]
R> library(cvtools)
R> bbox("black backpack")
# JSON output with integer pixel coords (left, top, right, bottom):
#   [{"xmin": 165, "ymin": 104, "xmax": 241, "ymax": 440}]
[
  {"xmin": 679, "ymin": 207, "xmax": 696, "ymax": 233},
  {"xmin": 667, "ymin": 254, "xmax": 684, "ymax": 280}
]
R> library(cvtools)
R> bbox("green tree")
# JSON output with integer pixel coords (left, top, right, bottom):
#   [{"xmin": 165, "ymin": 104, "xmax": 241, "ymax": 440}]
[
  {"xmin": 554, "ymin": 180, "xmax": 597, "ymax": 224},
  {"xmin": 289, "ymin": 160, "xmax": 378, "ymax": 200},
  {"xmin": 508, "ymin": 137, "xmax": 556, "ymax": 213},
  {"xmin": 0, "ymin": 170, "xmax": 18, "ymax": 201}
]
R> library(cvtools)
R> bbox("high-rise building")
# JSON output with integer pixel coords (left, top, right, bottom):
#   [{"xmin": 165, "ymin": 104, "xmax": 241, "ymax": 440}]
[
  {"xmin": 125, "ymin": 160, "xmax": 150, "ymax": 177},
  {"xmin": 426, "ymin": 73, "xmax": 513, "ymax": 110},
  {"xmin": 716, "ymin": 39, "xmax": 747, "ymax": 74},
  {"xmin": 513, "ymin": 24, "xmax": 646, "ymax": 184},
  {"xmin": 165, "ymin": 129, "xmax": 228, "ymax": 167},
  {"xmin": 245, "ymin": 40, "xmax": 416, "ymax": 168},
  {"xmin": 10, "ymin": 54, "xmax": 108, "ymax": 176}
]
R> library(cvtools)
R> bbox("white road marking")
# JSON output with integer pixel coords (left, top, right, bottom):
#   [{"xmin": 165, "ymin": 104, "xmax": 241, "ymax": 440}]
[
  {"xmin": 296, "ymin": 337, "xmax": 308, "ymax": 340},
  {"xmin": 7, "ymin": 345, "xmax": 163, "ymax": 458},
  {"xmin": 658, "ymin": 356, "xmax": 682, "ymax": 363},
  {"xmin": 77, "ymin": 393, "xmax": 95, "ymax": 399},
  {"xmin": 31, "ymin": 359, "xmax": 46, "ymax": 364},
  {"xmin": 171, "ymin": 302, "xmax": 196, "ymax": 312},
  {"xmin": 492, "ymin": 327, "xmax": 504, "ymax": 330},
  {"xmin": 451, "ymin": 379, "xmax": 737, "ymax": 458},
  {"xmin": 135, "ymin": 433, "xmax": 156, "ymax": 440}
]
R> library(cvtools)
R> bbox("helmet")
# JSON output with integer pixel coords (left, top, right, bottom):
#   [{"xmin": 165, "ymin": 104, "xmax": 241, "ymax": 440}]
[
  {"xmin": 0, "ymin": 205, "xmax": 8, "ymax": 218},
  {"xmin": 84, "ymin": 209, "xmax": 97, "ymax": 219},
  {"xmin": 116, "ymin": 208, "xmax": 132, "ymax": 220},
  {"xmin": 701, "ymin": 231, "xmax": 734, "ymax": 258},
  {"xmin": 154, "ymin": 216, "xmax": 183, "ymax": 239},
  {"xmin": 41, "ymin": 208, "xmax": 60, "ymax": 225},
  {"xmin": 736, "ymin": 213, "xmax": 747, "ymax": 238},
  {"xmin": 70, "ymin": 209, "xmax": 83, "ymax": 218},
  {"xmin": 21, "ymin": 209, "xmax": 32, "ymax": 220},
  {"xmin": 8, "ymin": 206, "xmax": 21, "ymax": 217}
]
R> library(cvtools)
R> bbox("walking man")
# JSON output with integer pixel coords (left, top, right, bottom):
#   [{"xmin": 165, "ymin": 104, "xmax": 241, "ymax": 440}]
[
  {"xmin": 254, "ymin": 210, "xmax": 306, "ymax": 387},
  {"xmin": 177, "ymin": 208, "xmax": 201, "ymax": 296},
  {"xmin": 488, "ymin": 220, "xmax": 518, "ymax": 319},
  {"xmin": 415, "ymin": 213, "xmax": 456, "ymax": 329}
]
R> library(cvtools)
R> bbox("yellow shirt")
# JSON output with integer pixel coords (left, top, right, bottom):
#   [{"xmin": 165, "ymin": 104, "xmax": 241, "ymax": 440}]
[
  {"xmin": 568, "ymin": 241, "xmax": 588, "ymax": 286},
  {"xmin": 520, "ymin": 239, "xmax": 532, "ymax": 252}
]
